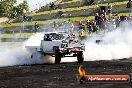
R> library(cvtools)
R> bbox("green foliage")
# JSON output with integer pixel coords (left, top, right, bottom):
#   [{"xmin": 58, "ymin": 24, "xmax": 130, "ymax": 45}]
[
  {"xmin": 3, "ymin": 0, "xmax": 17, "ymax": 17},
  {"xmin": 29, "ymin": 1, "xmax": 128, "ymax": 16},
  {"xmin": 0, "ymin": 2, "xmax": 5, "ymax": 16},
  {"xmin": 19, "ymin": 0, "xmax": 29, "ymax": 12},
  {"xmin": 56, "ymin": 0, "xmax": 80, "ymax": 5},
  {"xmin": 0, "ymin": 0, "xmax": 29, "ymax": 18},
  {"xmin": 1, "ymin": 12, "xmax": 132, "ymax": 28}
]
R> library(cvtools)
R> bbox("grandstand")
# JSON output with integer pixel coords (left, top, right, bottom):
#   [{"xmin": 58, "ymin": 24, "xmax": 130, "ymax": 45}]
[{"xmin": 0, "ymin": 0, "xmax": 132, "ymax": 33}]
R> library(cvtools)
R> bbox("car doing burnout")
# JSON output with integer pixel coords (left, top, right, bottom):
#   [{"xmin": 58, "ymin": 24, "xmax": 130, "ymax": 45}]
[{"xmin": 26, "ymin": 32, "xmax": 85, "ymax": 64}]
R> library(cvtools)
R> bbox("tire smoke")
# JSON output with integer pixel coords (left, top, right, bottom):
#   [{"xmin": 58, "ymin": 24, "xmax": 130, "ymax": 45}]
[
  {"xmin": 84, "ymin": 22, "xmax": 132, "ymax": 61},
  {"xmin": 0, "ymin": 22, "xmax": 131, "ymax": 67}
]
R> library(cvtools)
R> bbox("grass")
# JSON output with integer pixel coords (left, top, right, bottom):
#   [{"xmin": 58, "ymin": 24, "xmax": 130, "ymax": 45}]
[
  {"xmin": 0, "ymin": 16, "xmax": 95, "ymax": 27},
  {"xmin": 56, "ymin": 0, "xmax": 128, "ymax": 5},
  {"xmin": 0, "ymin": 33, "xmax": 33, "ymax": 38},
  {"xmin": 29, "ymin": 1, "xmax": 128, "ymax": 16},
  {"xmin": 0, "ymin": 1, "xmax": 130, "ymax": 39},
  {"xmin": 1, "ymin": 12, "xmax": 132, "ymax": 28},
  {"xmin": 0, "ymin": 1, "xmax": 129, "ymax": 27},
  {"xmin": 0, "ymin": 42, "xmax": 22, "ymax": 44},
  {"xmin": 0, "ymin": 12, "xmax": 132, "ymax": 38},
  {"xmin": 1, "ymin": 21, "xmax": 47, "ymax": 27},
  {"xmin": 56, "ymin": 0, "xmax": 80, "ymax": 5}
]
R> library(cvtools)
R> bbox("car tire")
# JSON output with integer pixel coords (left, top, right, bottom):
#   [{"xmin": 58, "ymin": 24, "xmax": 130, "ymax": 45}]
[
  {"xmin": 55, "ymin": 50, "xmax": 61, "ymax": 64},
  {"xmin": 77, "ymin": 51, "xmax": 84, "ymax": 63}
]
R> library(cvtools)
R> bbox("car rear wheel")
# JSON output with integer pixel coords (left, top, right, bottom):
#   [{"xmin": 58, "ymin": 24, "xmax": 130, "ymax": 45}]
[
  {"xmin": 77, "ymin": 51, "xmax": 84, "ymax": 63},
  {"xmin": 55, "ymin": 50, "xmax": 61, "ymax": 64}
]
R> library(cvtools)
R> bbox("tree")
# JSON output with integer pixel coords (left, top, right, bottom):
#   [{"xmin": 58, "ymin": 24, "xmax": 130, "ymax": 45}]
[
  {"xmin": 2, "ymin": 0, "xmax": 17, "ymax": 17},
  {"xmin": 0, "ymin": 0, "xmax": 29, "ymax": 18},
  {"xmin": 15, "ymin": 6, "xmax": 23, "ymax": 16},
  {"xmin": 0, "ymin": 2, "xmax": 5, "ymax": 16},
  {"xmin": 19, "ymin": 0, "xmax": 29, "ymax": 13}
]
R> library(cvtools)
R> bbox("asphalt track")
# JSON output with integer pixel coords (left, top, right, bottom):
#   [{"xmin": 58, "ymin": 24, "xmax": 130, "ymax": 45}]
[{"xmin": 0, "ymin": 58, "xmax": 132, "ymax": 88}]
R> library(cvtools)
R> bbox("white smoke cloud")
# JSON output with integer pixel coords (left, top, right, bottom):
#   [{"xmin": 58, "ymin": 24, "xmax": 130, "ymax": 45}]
[
  {"xmin": 0, "ymin": 32, "xmax": 55, "ymax": 67},
  {"xmin": 0, "ymin": 22, "xmax": 132, "ymax": 67},
  {"xmin": 24, "ymin": 33, "xmax": 44, "ymax": 46},
  {"xmin": 84, "ymin": 22, "xmax": 132, "ymax": 61},
  {"xmin": 0, "ymin": 47, "xmax": 41, "ymax": 66},
  {"xmin": 0, "ymin": 46, "xmax": 55, "ymax": 67}
]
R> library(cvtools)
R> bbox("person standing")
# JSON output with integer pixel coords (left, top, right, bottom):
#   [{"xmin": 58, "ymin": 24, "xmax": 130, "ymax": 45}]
[
  {"xmin": 34, "ymin": 22, "xmax": 39, "ymax": 32},
  {"xmin": 107, "ymin": 3, "xmax": 112, "ymax": 15}
]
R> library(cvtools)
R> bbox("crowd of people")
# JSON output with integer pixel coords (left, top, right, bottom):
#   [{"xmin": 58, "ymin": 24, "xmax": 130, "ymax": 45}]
[
  {"xmin": 78, "ymin": 0, "xmax": 132, "ymax": 37},
  {"xmin": 35, "ymin": 0, "xmax": 132, "ymax": 37}
]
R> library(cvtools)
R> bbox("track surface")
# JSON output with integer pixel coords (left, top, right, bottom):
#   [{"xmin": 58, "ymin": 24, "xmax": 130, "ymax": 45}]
[{"xmin": 0, "ymin": 58, "xmax": 132, "ymax": 88}]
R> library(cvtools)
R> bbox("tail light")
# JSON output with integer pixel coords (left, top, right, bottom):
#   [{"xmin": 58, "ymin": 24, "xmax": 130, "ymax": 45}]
[{"xmin": 71, "ymin": 48, "xmax": 79, "ymax": 52}]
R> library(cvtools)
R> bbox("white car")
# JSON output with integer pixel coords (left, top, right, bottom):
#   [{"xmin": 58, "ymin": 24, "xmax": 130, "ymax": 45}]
[{"xmin": 26, "ymin": 32, "xmax": 85, "ymax": 64}]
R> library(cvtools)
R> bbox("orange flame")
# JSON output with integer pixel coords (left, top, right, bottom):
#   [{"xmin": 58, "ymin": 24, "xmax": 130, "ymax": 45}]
[{"xmin": 78, "ymin": 65, "xmax": 86, "ymax": 76}]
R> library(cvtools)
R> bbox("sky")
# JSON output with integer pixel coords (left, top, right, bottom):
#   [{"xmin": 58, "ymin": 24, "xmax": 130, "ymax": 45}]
[{"xmin": 17, "ymin": 0, "xmax": 56, "ymax": 11}]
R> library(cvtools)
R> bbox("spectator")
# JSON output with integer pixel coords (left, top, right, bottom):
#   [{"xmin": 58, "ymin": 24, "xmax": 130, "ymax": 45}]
[
  {"xmin": 120, "ymin": 16, "xmax": 126, "ymax": 22},
  {"xmin": 23, "ymin": 15, "xmax": 27, "ymax": 21},
  {"xmin": 55, "ymin": 11, "xmax": 64, "ymax": 18},
  {"xmin": 79, "ymin": 21, "xmax": 85, "ymax": 30},
  {"xmin": 126, "ymin": 2, "xmax": 130, "ymax": 8},
  {"xmin": 34, "ymin": 22, "xmax": 39, "ymax": 32},
  {"xmin": 53, "ymin": 21, "xmax": 57, "ymax": 28},
  {"xmin": 99, "ymin": 6, "xmax": 106, "ymax": 16},
  {"xmin": 79, "ymin": 29, "xmax": 85, "ymax": 40},
  {"xmin": 98, "ymin": 14, "xmax": 104, "ymax": 25},
  {"xmin": 27, "ymin": 16, "xmax": 32, "ymax": 22},
  {"xmin": 88, "ymin": 21, "xmax": 94, "ymax": 33},
  {"xmin": 107, "ymin": 3, "xmax": 112, "ymax": 14},
  {"xmin": 95, "ymin": 13, "xmax": 99, "ymax": 25},
  {"xmin": 92, "ymin": 21, "xmax": 98, "ymax": 33},
  {"xmin": 85, "ymin": 20, "xmax": 91, "ymax": 32},
  {"xmin": 126, "ymin": 0, "xmax": 132, "ymax": 8},
  {"xmin": 116, "ymin": 16, "xmax": 121, "ymax": 27},
  {"xmin": 49, "ymin": 2, "xmax": 55, "ymax": 9},
  {"xmin": 23, "ymin": 15, "xmax": 32, "ymax": 22},
  {"xmin": 86, "ymin": 20, "xmax": 90, "ymax": 28},
  {"xmin": 101, "ymin": 10, "xmax": 106, "ymax": 19}
]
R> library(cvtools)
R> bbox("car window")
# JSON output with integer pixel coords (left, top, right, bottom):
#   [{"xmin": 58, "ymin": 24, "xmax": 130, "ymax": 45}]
[
  {"xmin": 51, "ymin": 33, "xmax": 64, "ymax": 40},
  {"xmin": 44, "ymin": 33, "xmax": 64, "ymax": 40}
]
